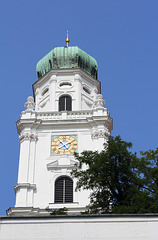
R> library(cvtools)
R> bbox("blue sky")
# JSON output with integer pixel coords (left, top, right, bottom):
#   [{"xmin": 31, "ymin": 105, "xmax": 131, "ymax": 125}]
[{"xmin": 0, "ymin": 0, "xmax": 158, "ymax": 215}]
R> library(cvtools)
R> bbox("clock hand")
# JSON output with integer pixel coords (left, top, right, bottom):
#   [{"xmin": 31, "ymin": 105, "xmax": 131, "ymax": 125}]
[
  {"xmin": 61, "ymin": 141, "xmax": 70, "ymax": 149},
  {"xmin": 57, "ymin": 137, "xmax": 65, "ymax": 149},
  {"xmin": 57, "ymin": 137, "xmax": 64, "ymax": 144},
  {"xmin": 61, "ymin": 139, "xmax": 75, "ymax": 149},
  {"xmin": 67, "ymin": 139, "xmax": 75, "ymax": 144},
  {"xmin": 58, "ymin": 140, "xmax": 69, "ymax": 149},
  {"xmin": 57, "ymin": 138, "xmax": 76, "ymax": 149},
  {"xmin": 59, "ymin": 140, "xmax": 73, "ymax": 149},
  {"xmin": 58, "ymin": 142, "xmax": 65, "ymax": 149}
]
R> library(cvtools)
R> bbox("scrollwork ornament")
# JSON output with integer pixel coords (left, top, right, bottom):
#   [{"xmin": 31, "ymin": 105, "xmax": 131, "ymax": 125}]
[
  {"xmin": 93, "ymin": 94, "xmax": 105, "ymax": 108},
  {"xmin": 91, "ymin": 129, "xmax": 110, "ymax": 139},
  {"xmin": 24, "ymin": 96, "xmax": 35, "ymax": 111},
  {"xmin": 19, "ymin": 132, "xmax": 38, "ymax": 143}
]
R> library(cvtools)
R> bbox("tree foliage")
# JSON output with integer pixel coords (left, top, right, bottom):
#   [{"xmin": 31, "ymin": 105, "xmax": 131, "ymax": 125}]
[
  {"xmin": 45, "ymin": 207, "xmax": 67, "ymax": 215},
  {"xmin": 72, "ymin": 136, "xmax": 158, "ymax": 214}
]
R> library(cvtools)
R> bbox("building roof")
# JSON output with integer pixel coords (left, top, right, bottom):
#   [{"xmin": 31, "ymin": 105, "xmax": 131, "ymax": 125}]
[{"xmin": 36, "ymin": 46, "xmax": 98, "ymax": 80}]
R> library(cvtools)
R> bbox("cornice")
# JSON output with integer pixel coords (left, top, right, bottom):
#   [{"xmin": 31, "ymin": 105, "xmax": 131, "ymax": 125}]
[
  {"xmin": 4, "ymin": 212, "xmax": 158, "ymax": 219},
  {"xmin": 16, "ymin": 118, "xmax": 41, "ymax": 134},
  {"xmin": 16, "ymin": 109, "xmax": 112, "ymax": 135}
]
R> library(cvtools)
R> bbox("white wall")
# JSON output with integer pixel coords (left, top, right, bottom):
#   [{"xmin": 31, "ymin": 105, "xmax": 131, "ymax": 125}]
[{"xmin": 0, "ymin": 215, "xmax": 158, "ymax": 240}]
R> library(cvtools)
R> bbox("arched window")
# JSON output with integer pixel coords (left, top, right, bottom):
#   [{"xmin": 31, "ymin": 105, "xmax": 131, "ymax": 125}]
[
  {"xmin": 59, "ymin": 95, "xmax": 72, "ymax": 111},
  {"xmin": 55, "ymin": 176, "xmax": 73, "ymax": 203}
]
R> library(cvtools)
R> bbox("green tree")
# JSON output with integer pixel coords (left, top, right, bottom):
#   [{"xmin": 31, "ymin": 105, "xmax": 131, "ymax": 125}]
[
  {"xmin": 131, "ymin": 148, "xmax": 158, "ymax": 213},
  {"xmin": 45, "ymin": 207, "xmax": 67, "ymax": 215},
  {"xmin": 72, "ymin": 136, "xmax": 158, "ymax": 214}
]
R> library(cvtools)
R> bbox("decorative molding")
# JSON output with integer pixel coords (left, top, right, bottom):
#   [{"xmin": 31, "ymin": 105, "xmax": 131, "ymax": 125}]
[
  {"xmin": 6, "ymin": 207, "xmax": 42, "ymax": 216},
  {"xmin": 74, "ymin": 73, "xmax": 82, "ymax": 82},
  {"xmin": 83, "ymin": 99, "xmax": 93, "ymax": 107},
  {"xmin": 47, "ymin": 158, "xmax": 78, "ymax": 170},
  {"xmin": 38, "ymin": 94, "xmax": 50, "ymax": 108},
  {"xmin": 14, "ymin": 183, "xmax": 36, "ymax": 193},
  {"xmin": 35, "ymin": 88, "xmax": 40, "ymax": 95},
  {"xmin": 94, "ymin": 88, "xmax": 98, "ymax": 94},
  {"xmin": 82, "ymin": 95, "xmax": 93, "ymax": 107},
  {"xmin": 24, "ymin": 96, "xmax": 35, "ymax": 111},
  {"xmin": 36, "ymin": 110, "xmax": 92, "ymax": 121},
  {"xmin": 7, "ymin": 205, "xmax": 87, "ymax": 216},
  {"xmin": 19, "ymin": 132, "xmax": 38, "ymax": 143},
  {"xmin": 49, "ymin": 74, "xmax": 57, "ymax": 83},
  {"xmin": 91, "ymin": 129, "xmax": 110, "ymax": 139}
]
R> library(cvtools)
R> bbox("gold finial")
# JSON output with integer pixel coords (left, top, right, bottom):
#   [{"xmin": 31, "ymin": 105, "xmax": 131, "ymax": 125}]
[{"xmin": 66, "ymin": 30, "xmax": 70, "ymax": 47}]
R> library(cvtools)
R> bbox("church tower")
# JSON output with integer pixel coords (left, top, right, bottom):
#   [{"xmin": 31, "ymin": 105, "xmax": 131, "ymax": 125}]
[{"xmin": 7, "ymin": 37, "xmax": 112, "ymax": 216}]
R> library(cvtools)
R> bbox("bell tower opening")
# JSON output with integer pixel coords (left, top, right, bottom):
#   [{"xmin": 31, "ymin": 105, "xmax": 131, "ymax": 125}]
[{"xmin": 59, "ymin": 95, "xmax": 72, "ymax": 111}]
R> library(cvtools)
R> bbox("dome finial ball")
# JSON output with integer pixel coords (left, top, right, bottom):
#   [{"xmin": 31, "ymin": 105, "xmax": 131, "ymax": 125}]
[{"xmin": 66, "ymin": 30, "xmax": 70, "ymax": 47}]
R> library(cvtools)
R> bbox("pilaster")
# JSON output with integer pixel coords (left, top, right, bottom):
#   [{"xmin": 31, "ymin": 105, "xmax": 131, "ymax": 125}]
[
  {"xmin": 35, "ymin": 88, "xmax": 40, "ymax": 111},
  {"xmin": 74, "ymin": 74, "xmax": 82, "ymax": 110},
  {"xmin": 49, "ymin": 74, "xmax": 57, "ymax": 111},
  {"xmin": 15, "ymin": 132, "xmax": 38, "ymax": 207}
]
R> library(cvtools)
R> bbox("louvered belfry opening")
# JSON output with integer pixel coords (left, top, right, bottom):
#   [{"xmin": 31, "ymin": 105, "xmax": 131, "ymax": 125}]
[
  {"xmin": 59, "ymin": 95, "xmax": 72, "ymax": 111},
  {"xmin": 55, "ymin": 176, "xmax": 73, "ymax": 203}
]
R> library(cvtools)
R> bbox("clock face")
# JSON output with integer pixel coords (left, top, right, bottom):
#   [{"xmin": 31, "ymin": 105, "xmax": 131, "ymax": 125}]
[{"xmin": 51, "ymin": 135, "xmax": 78, "ymax": 155}]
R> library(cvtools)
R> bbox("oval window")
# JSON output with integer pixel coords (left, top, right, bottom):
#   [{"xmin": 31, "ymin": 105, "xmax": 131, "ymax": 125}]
[
  {"xmin": 59, "ymin": 82, "xmax": 72, "ymax": 88},
  {"xmin": 41, "ymin": 88, "xmax": 49, "ymax": 96},
  {"xmin": 83, "ymin": 87, "xmax": 90, "ymax": 94}
]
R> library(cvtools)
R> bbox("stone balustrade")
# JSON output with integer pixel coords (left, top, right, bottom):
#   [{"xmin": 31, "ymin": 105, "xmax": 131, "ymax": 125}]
[{"xmin": 36, "ymin": 110, "xmax": 93, "ymax": 121}]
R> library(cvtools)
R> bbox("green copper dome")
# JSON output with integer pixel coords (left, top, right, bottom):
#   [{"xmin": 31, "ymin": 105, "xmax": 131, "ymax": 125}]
[{"xmin": 36, "ymin": 46, "xmax": 98, "ymax": 80}]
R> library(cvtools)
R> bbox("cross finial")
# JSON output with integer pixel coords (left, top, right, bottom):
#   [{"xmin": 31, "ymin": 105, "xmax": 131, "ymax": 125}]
[{"xmin": 66, "ymin": 30, "xmax": 70, "ymax": 47}]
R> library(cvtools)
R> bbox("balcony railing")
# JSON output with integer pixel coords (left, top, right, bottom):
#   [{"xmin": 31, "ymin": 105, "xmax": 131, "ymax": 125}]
[{"xmin": 37, "ymin": 110, "xmax": 93, "ymax": 121}]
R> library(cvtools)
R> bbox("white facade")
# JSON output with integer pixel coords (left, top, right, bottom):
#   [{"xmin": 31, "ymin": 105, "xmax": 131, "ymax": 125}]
[
  {"xmin": 8, "ymin": 67, "xmax": 112, "ymax": 216},
  {"xmin": 1, "ymin": 215, "xmax": 158, "ymax": 240}
]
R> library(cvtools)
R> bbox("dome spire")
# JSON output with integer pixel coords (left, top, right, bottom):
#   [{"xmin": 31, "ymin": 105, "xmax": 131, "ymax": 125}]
[{"xmin": 66, "ymin": 30, "xmax": 70, "ymax": 47}]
